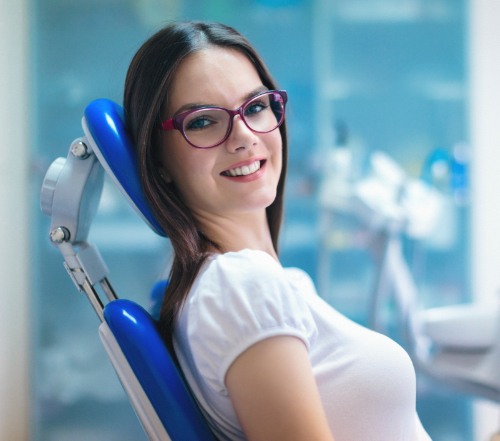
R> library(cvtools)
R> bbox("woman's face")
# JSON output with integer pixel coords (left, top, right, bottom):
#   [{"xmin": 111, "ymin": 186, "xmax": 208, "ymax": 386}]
[{"xmin": 159, "ymin": 47, "xmax": 283, "ymax": 225}]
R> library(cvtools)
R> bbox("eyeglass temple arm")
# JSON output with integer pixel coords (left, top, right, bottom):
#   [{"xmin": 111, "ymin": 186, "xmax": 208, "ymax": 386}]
[{"xmin": 160, "ymin": 119, "xmax": 174, "ymax": 131}]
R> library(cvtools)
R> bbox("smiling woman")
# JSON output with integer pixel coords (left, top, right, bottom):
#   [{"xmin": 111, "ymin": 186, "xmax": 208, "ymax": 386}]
[
  {"xmin": 123, "ymin": 21, "xmax": 432, "ymax": 440},
  {"xmin": 154, "ymin": 46, "xmax": 284, "ymax": 256}
]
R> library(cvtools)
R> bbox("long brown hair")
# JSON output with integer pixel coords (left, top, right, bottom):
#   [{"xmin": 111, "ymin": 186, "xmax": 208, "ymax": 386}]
[{"xmin": 123, "ymin": 21, "xmax": 288, "ymax": 350}]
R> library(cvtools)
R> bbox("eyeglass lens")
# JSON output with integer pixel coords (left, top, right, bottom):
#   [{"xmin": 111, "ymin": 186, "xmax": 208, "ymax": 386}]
[{"xmin": 182, "ymin": 91, "xmax": 285, "ymax": 148}]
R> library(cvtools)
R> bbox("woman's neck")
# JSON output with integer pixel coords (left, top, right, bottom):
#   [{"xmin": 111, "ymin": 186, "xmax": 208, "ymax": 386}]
[{"xmin": 195, "ymin": 209, "xmax": 278, "ymax": 260}]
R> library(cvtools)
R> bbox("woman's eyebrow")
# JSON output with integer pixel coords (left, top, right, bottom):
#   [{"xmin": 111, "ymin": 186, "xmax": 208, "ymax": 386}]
[
  {"xmin": 173, "ymin": 102, "xmax": 209, "ymax": 115},
  {"xmin": 173, "ymin": 86, "xmax": 270, "ymax": 116},
  {"xmin": 243, "ymin": 86, "xmax": 269, "ymax": 101}
]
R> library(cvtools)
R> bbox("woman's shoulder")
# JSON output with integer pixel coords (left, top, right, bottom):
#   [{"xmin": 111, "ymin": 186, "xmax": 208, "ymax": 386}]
[
  {"xmin": 207, "ymin": 248, "xmax": 283, "ymax": 273},
  {"xmin": 184, "ymin": 250, "xmax": 319, "ymax": 332},
  {"xmin": 208, "ymin": 248, "xmax": 280, "ymax": 267},
  {"xmin": 195, "ymin": 250, "xmax": 287, "ymax": 292},
  {"xmin": 199, "ymin": 248, "xmax": 315, "ymax": 294},
  {"xmin": 176, "ymin": 249, "xmax": 318, "ymax": 396}
]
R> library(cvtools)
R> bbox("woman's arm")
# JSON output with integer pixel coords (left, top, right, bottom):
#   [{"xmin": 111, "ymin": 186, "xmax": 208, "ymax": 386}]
[{"xmin": 225, "ymin": 336, "xmax": 335, "ymax": 441}]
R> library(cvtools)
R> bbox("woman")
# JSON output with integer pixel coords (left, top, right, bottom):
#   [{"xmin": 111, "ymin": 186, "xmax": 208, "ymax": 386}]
[{"xmin": 124, "ymin": 21, "xmax": 431, "ymax": 441}]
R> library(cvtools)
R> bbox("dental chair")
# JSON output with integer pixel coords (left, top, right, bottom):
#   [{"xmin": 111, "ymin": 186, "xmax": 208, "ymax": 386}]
[{"xmin": 40, "ymin": 99, "xmax": 217, "ymax": 441}]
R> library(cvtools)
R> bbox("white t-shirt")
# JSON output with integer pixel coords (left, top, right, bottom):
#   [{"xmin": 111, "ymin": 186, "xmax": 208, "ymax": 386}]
[{"xmin": 174, "ymin": 249, "xmax": 431, "ymax": 440}]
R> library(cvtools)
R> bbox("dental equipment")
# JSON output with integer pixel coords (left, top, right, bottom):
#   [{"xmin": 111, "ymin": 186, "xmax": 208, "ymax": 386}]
[{"xmin": 320, "ymin": 150, "xmax": 500, "ymax": 402}]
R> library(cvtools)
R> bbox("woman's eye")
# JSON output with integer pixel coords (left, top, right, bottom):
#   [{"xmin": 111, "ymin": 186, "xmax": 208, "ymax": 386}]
[
  {"xmin": 245, "ymin": 101, "xmax": 268, "ymax": 116},
  {"xmin": 185, "ymin": 116, "xmax": 214, "ymax": 131}
]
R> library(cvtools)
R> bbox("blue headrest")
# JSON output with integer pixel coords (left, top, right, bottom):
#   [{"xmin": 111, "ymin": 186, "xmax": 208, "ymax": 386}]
[{"xmin": 82, "ymin": 99, "xmax": 166, "ymax": 237}]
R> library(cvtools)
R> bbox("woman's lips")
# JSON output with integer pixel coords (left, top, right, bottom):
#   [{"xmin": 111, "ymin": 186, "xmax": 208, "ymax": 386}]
[{"xmin": 221, "ymin": 159, "xmax": 262, "ymax": 177}]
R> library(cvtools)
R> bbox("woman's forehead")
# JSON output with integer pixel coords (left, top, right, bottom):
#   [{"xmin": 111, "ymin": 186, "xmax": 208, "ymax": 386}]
[{"xmin": 167, "ymin": 47, "xmax": 263, "ymax": 113}]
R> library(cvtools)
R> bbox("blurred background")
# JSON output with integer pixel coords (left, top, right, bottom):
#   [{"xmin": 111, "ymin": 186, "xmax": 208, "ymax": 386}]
[{"xmin": 1, "ymin": 0, "xmax": 500, "ymax": 440}]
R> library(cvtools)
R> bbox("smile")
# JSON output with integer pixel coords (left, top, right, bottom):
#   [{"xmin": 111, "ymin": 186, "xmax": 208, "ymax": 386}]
[{"xmin": 222, "ymin": 160, "xmax": 262, "ymax": 177}]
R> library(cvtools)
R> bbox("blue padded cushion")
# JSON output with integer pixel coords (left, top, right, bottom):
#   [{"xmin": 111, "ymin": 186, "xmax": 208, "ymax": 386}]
[
  {"xmin": 84, "ymin": 99, "xmax": 166, "ymax": 236},
  {"xmin": 104, "ymin": 299, "xmax": 216, "ymax": 441},
  {"xmin": 149, "ymin": 279, "xmax": 168, "ymax": 321}
]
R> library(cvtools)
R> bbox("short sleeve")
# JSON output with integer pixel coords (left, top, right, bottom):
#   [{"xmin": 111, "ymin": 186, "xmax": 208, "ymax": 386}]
[{"xmin": 179, "ymin": 249, "xmax": 317, "ymax": 395}]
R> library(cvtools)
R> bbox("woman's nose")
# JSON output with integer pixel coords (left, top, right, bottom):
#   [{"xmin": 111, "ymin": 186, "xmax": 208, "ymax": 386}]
[{"xmin": 224, "ymin": 116, "xmax": 258, "ymax": 152}]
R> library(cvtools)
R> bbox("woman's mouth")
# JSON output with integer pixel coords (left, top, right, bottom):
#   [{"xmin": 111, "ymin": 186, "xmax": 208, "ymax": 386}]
[{"xmin": 222, "ymin": 160, "xmax": 263, "ymax": 177}]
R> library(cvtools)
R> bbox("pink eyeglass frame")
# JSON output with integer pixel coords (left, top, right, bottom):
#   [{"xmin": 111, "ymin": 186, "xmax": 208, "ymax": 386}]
[{"xmin": 159, "ymin": 90, "xmax": 288, "ymax": 149}]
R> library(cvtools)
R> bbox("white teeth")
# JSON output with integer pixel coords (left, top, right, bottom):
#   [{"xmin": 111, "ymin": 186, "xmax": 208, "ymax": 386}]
[{"xmin": 226, "ymin": 160, "xmax": 261, "ymax": 177}]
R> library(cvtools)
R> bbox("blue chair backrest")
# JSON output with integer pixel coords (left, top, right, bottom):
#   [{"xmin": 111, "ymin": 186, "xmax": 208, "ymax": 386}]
[{"xmin": 103, "ymin": 299, "xmax": 216, "ymax": 440}]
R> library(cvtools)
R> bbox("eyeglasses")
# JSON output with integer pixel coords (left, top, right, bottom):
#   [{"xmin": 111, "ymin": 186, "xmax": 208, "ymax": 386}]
[{"xmin": 160, "ymin": 90, "xmax": 288, "ymax": 149}]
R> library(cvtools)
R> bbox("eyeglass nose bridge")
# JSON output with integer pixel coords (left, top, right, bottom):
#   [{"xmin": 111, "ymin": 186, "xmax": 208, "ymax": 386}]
[{"xmin": 220, "ymin": 106, "xmax": 253, "ymax": 143}]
